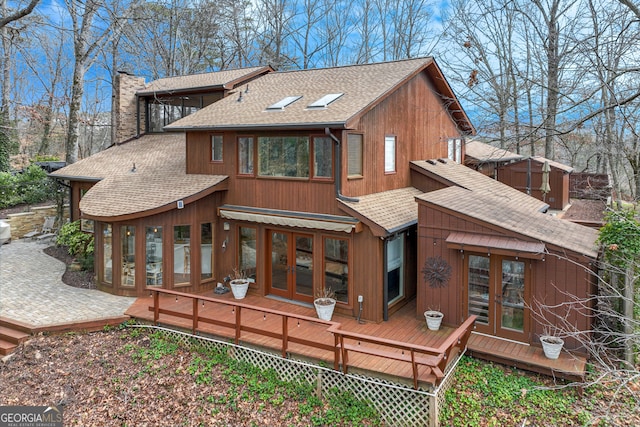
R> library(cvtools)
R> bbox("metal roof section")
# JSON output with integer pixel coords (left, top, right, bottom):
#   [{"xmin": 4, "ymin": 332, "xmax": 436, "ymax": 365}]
[{"xmin": 306, "ymin": 93, "xmax": 344, "ymax": 109}]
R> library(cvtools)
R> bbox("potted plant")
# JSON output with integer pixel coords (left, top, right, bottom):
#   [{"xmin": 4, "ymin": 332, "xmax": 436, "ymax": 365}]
[
  {"xmin": 424, "ymin": 308, "xmax": 444, "ymax": 331},
  {"xmin": 229, "ymin": 267, "xmax": 249, "ymax": 299},
  {"xmin": 540, "ymin": 330, "xmax": 564, "ymax": 360},
  {"xmin": 314, "ymin": 287, "xmax": 336, "ymax": 321},
  {"xmin": 421, "ymin": 256, "xmax": 452, "ymax": 331}
]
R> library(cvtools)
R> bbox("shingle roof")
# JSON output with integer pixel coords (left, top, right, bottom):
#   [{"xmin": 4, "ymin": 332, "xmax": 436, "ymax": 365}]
[
  {"xmin": 51, "ymin": 134, "xmax": 227, "ymax": 219},
  {"xmin": 411, "ymin": 159, "xmax": 549, "ymax": 213},
  {"xmin": 136, "ymin": 66, "xmax": 272, "ymax": 95},
  {"xmin": 416, "ymin": 186, "xmax": 599, "ymax": 258},
  {"xmin": 337, "ymin": 187, "xmax": 423, "ymax": 237},
  {"xmin": 531, "ymin": 156, "xmax": 574, "ymax": 173},
  {"xmin": 464, "ymin": 140, "xmax": 523, "ymax": 163},
  {"xmin": 165, "ymin": 58, "xmax": 473, "ymax": 133}
]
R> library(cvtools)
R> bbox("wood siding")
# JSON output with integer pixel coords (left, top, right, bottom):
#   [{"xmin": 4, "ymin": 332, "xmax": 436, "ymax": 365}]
[
  {"xmin": 416, "ymin": 201, "xmax": 595, "ymax": 352},
  {"xmin": 186, "ymin": 130, "xmax": 341, "ymax": 216},
  {"xmin": 343, "ymin": 71, "xmax": 461, "ymax": 198},
  {"xmin": 497, "ymin": 161, "xmax": 570, "ymax": 210}
]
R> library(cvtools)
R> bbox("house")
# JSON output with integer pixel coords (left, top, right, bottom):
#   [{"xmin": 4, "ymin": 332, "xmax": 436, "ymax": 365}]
[
  {"xmin": 51, "ymin": 58, "xmax": 601, "ymax": 359},
  {"xmin": 497, "ymin": 156, "xmax": 574, "ymax": 211},
  {"xmin": 52, "ymin": 58, "xmax": 474, "ymax": 325},
  {"xmin": 463, "ymin": 139, "xmax": 522, "ymax": 178},
  {"xmin": 412, "ymin": 159, "xmax": 599, "ymax": 353}
]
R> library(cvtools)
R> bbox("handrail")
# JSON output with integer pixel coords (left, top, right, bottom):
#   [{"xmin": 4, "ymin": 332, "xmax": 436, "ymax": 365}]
[{"xmin": 146, "ymin": 287, "xmax": 476, "ymax": 388}]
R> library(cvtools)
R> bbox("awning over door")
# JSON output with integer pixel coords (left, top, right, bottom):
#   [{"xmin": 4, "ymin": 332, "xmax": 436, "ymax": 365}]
[
  {"xmin": 219, "ymin": 205, "xmax": 360, "ymax": 233},
  {"xmin": 446, "ymin": 231, "xmax": 546, "ymax": 259}
]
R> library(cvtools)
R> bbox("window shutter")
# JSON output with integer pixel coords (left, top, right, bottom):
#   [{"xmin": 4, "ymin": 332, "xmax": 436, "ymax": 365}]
[{"xmin": 347, "ymin": 134, "xmax": 362, "ymax": 176}]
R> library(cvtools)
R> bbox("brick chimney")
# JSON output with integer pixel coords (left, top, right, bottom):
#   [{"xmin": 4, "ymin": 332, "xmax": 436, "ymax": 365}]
[{"xmin": 114, "ymin": 71, "xmax": 146, "ymax": 143}]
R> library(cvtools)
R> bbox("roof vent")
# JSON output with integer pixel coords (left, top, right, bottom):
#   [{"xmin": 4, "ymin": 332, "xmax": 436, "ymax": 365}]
[
  {"xmin": 437, "ymin": 158, "xmax": 447, "ymax": 164},
  {"xmin": 307, "ymin": 93, "xmax": 344, "ymax": 109},
  {"xmin": 267, "ymin": 96, "xmax": 302, "ymax": 110},
  {"xmin": 426, "ymin": 159, "xmax": 437, "ymax": 165}
]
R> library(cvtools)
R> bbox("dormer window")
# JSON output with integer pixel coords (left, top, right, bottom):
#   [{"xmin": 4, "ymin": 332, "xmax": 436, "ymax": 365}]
[{"xmin": 266, "ymin": 96, "xmax": 302, "ymax": 110}]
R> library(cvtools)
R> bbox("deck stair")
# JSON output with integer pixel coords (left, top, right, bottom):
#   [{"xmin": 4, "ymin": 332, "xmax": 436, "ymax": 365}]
[{"xmin": 0, "ymin": 321, "xmax": 31, "ymax": 356}]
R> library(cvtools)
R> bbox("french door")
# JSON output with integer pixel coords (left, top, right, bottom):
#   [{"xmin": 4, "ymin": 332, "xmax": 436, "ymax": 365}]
[
  {"xmin": 466, "ymin": 254, "xmax": 530, "ymax": 342},
  {"xmin": 267, "ymin": 230, "xmax": 314, "ymax": 303}
]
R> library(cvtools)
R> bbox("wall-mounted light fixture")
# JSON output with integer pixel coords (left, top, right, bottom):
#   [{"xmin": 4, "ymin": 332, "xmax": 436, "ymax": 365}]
[{"xmin": 177, "ymin": 200, "xmax": 184, "ymax": 209}]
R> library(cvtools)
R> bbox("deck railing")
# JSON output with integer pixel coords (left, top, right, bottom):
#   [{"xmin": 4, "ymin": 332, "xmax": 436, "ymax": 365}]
[{"xmin": 147, "ymin": 287, "xmax": 475, "ymax": 389}]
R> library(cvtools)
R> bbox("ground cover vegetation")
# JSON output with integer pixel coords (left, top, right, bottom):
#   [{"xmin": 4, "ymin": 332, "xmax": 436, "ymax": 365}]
[{"xmin": 0, "ymin": 326, "xmax": 380, "ymax": 426}]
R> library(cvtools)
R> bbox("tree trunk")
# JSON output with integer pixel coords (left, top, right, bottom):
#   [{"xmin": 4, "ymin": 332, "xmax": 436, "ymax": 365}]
[{"xmin": 65, "ymin": 61, "xmax": 85, "ymax": 164}]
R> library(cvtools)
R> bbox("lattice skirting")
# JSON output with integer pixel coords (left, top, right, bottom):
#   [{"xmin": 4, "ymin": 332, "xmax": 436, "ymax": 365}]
[{"xmin": 128, "ymin": 324, "xmax": 462, "ymax": 427}]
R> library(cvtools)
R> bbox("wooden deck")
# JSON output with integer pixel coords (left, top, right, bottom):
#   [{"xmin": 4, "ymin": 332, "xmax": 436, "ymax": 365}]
[
  {"xmin": 467, "ymin": 332, "xmax": 587, "ymax": 382},
  {"xmin": 125, "ymin": 289, "xmax": 586, "ymax": 386}
]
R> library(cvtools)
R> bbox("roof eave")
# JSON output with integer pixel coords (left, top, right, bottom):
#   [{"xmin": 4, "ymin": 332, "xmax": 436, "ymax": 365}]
[{"xmin": 165, "ymin": 121, "xmax": 348, "ymax": 132}]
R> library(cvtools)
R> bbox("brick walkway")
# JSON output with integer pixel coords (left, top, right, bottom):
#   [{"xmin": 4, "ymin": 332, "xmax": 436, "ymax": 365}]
[{"xmin": 0, "ymin": 239, "xmax": 135, "ymax": 327}]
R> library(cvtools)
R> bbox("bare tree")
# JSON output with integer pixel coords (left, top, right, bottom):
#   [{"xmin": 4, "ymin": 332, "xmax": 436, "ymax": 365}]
[
  {"xmin": 0, "ymin": 0, "xmax": 38, "ymax": 29},
  {"xmin": 0, "ymin": 0, "xmax": 40, "ymax": 171}
]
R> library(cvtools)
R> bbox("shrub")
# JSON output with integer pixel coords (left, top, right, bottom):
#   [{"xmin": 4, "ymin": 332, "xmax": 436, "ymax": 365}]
[
  {"xmin": 0, "ymin": 164, "xmax": 56, "ymax": 208},
  {"xmin": 56, "ymin": 220, "xmax": 95, "ymax": 271}
]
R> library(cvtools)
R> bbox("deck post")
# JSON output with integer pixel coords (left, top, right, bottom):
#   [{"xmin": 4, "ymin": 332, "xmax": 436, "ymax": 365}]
[
  {"xmin": 429, "ymin": 393, "xmax": 439, "ymax": 427},
  {"xmin": 153, "ymin": 290, "xmax": 159, "ymax": 325},
  {"xmin": 192, "ymin": 298, "xmax": 198, "ymax": 335},
  {"xmin": 281, "ymin": 316, "xmax": 288, "ymax": 358},
  {"xmin": 235, "ymin": 306, "xmax": 241, "ymax": 344}
]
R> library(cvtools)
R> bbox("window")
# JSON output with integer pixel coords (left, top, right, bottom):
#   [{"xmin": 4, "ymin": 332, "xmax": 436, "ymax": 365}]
[
  {"xmin": 313, "ymin": 136, "xmax": 333, "ymax": 178},
  {"xmin": 174, "ymin": 225, "xmax": 191, "ymax": 285},
  {"xmin": 238, "ymin": 137, "xmax": 254, "ymax": 175},
  {"xmin": 145, "ymin": 226, "xmax": 162, "ymax": 286},
  {"xmin": 201, "ymin": 223, "xmax": 213, "ymax": 280},
  {"xmin": 258, "ymin": 136, "xmax": 310, "ymax": 177},
  {"xmin": 384, "ymin": 135, "xmax": 396, "ymax": 173},
  {"xmin": 448, "ymin": 138, "xmax": 462, "ymax": 163},
  {"xmin": 239, "ymin": 227, "xmax": 257, "ymax": 280},
  {"xmin": 103, "ymin": 224, "xmax": 112, "ymax": 285},
  {"xmin": 121, "ymin": 225, "xmax": 135, "ymax": 287},
  {"xmin": 347, "ymin": 134, "xmax": 363, "ymax": 177},
  {"xmin": 211, "ymin": 135, "xmax": 223, "ymax": 162},
  {"xmin": 324, "ymin": 237, "xmax": 349, "ymax": 303}
]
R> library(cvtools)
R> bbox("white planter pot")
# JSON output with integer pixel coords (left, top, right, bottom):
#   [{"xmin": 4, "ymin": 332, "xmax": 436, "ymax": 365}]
[
  {"xmin": 541, "ymin": 336, "xmax": 564, "ymax": 360},
  {"xmin": 230, "ymin": 279, "xmax": 249, "ymax": 299},
  {"xmin": 424, "ymin": 310, "xmax": 444, "ymax": 331},
  {"xmin": 314, "ymin": 298, "xmax": 336, "ymax": 321}
]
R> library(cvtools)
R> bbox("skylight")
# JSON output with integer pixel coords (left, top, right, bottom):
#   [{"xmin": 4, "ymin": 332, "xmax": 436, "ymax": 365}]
[
  {"xmin": 266, "ymin": 96, "xmax": 302, "ymax": 110},
  {"xmin": 307, "ymin": 93, "xmax": 344, "ymax": 109}
]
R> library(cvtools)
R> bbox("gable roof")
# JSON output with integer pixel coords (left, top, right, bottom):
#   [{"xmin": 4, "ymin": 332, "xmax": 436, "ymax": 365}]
[
  {"xmin": 464, "ymin": 140, "xmax": 523, "ymax": 163},
  {"xmin": 338, "ymin": 187, "xmax": 423, "ymax": 237},
  {"xmin": 416, "ymin": 186, "xmax": 599, "ymax": 258},
  {"xmin": 165, "ymin": 58, "xmax": 474, "ymax": 134},
  {"xmin": 411, "ymin": 159, "xmax": 549, "ymax": 213},
  {"xmin": 505, "ymin": 156, "xmax": 574, "ymax": 173},
  {"xmin": 136, "ymin": 66, "xmax": 273, "ymax": 96},
  {"xmin": 50, "ymin": 134, "xmax": 227, "ymax": 220}
]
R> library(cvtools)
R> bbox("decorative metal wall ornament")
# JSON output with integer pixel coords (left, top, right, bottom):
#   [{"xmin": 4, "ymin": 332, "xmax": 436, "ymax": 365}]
[{"xmin": 421, "ymin": 256, "xmax": 452, "ymax": 288}]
